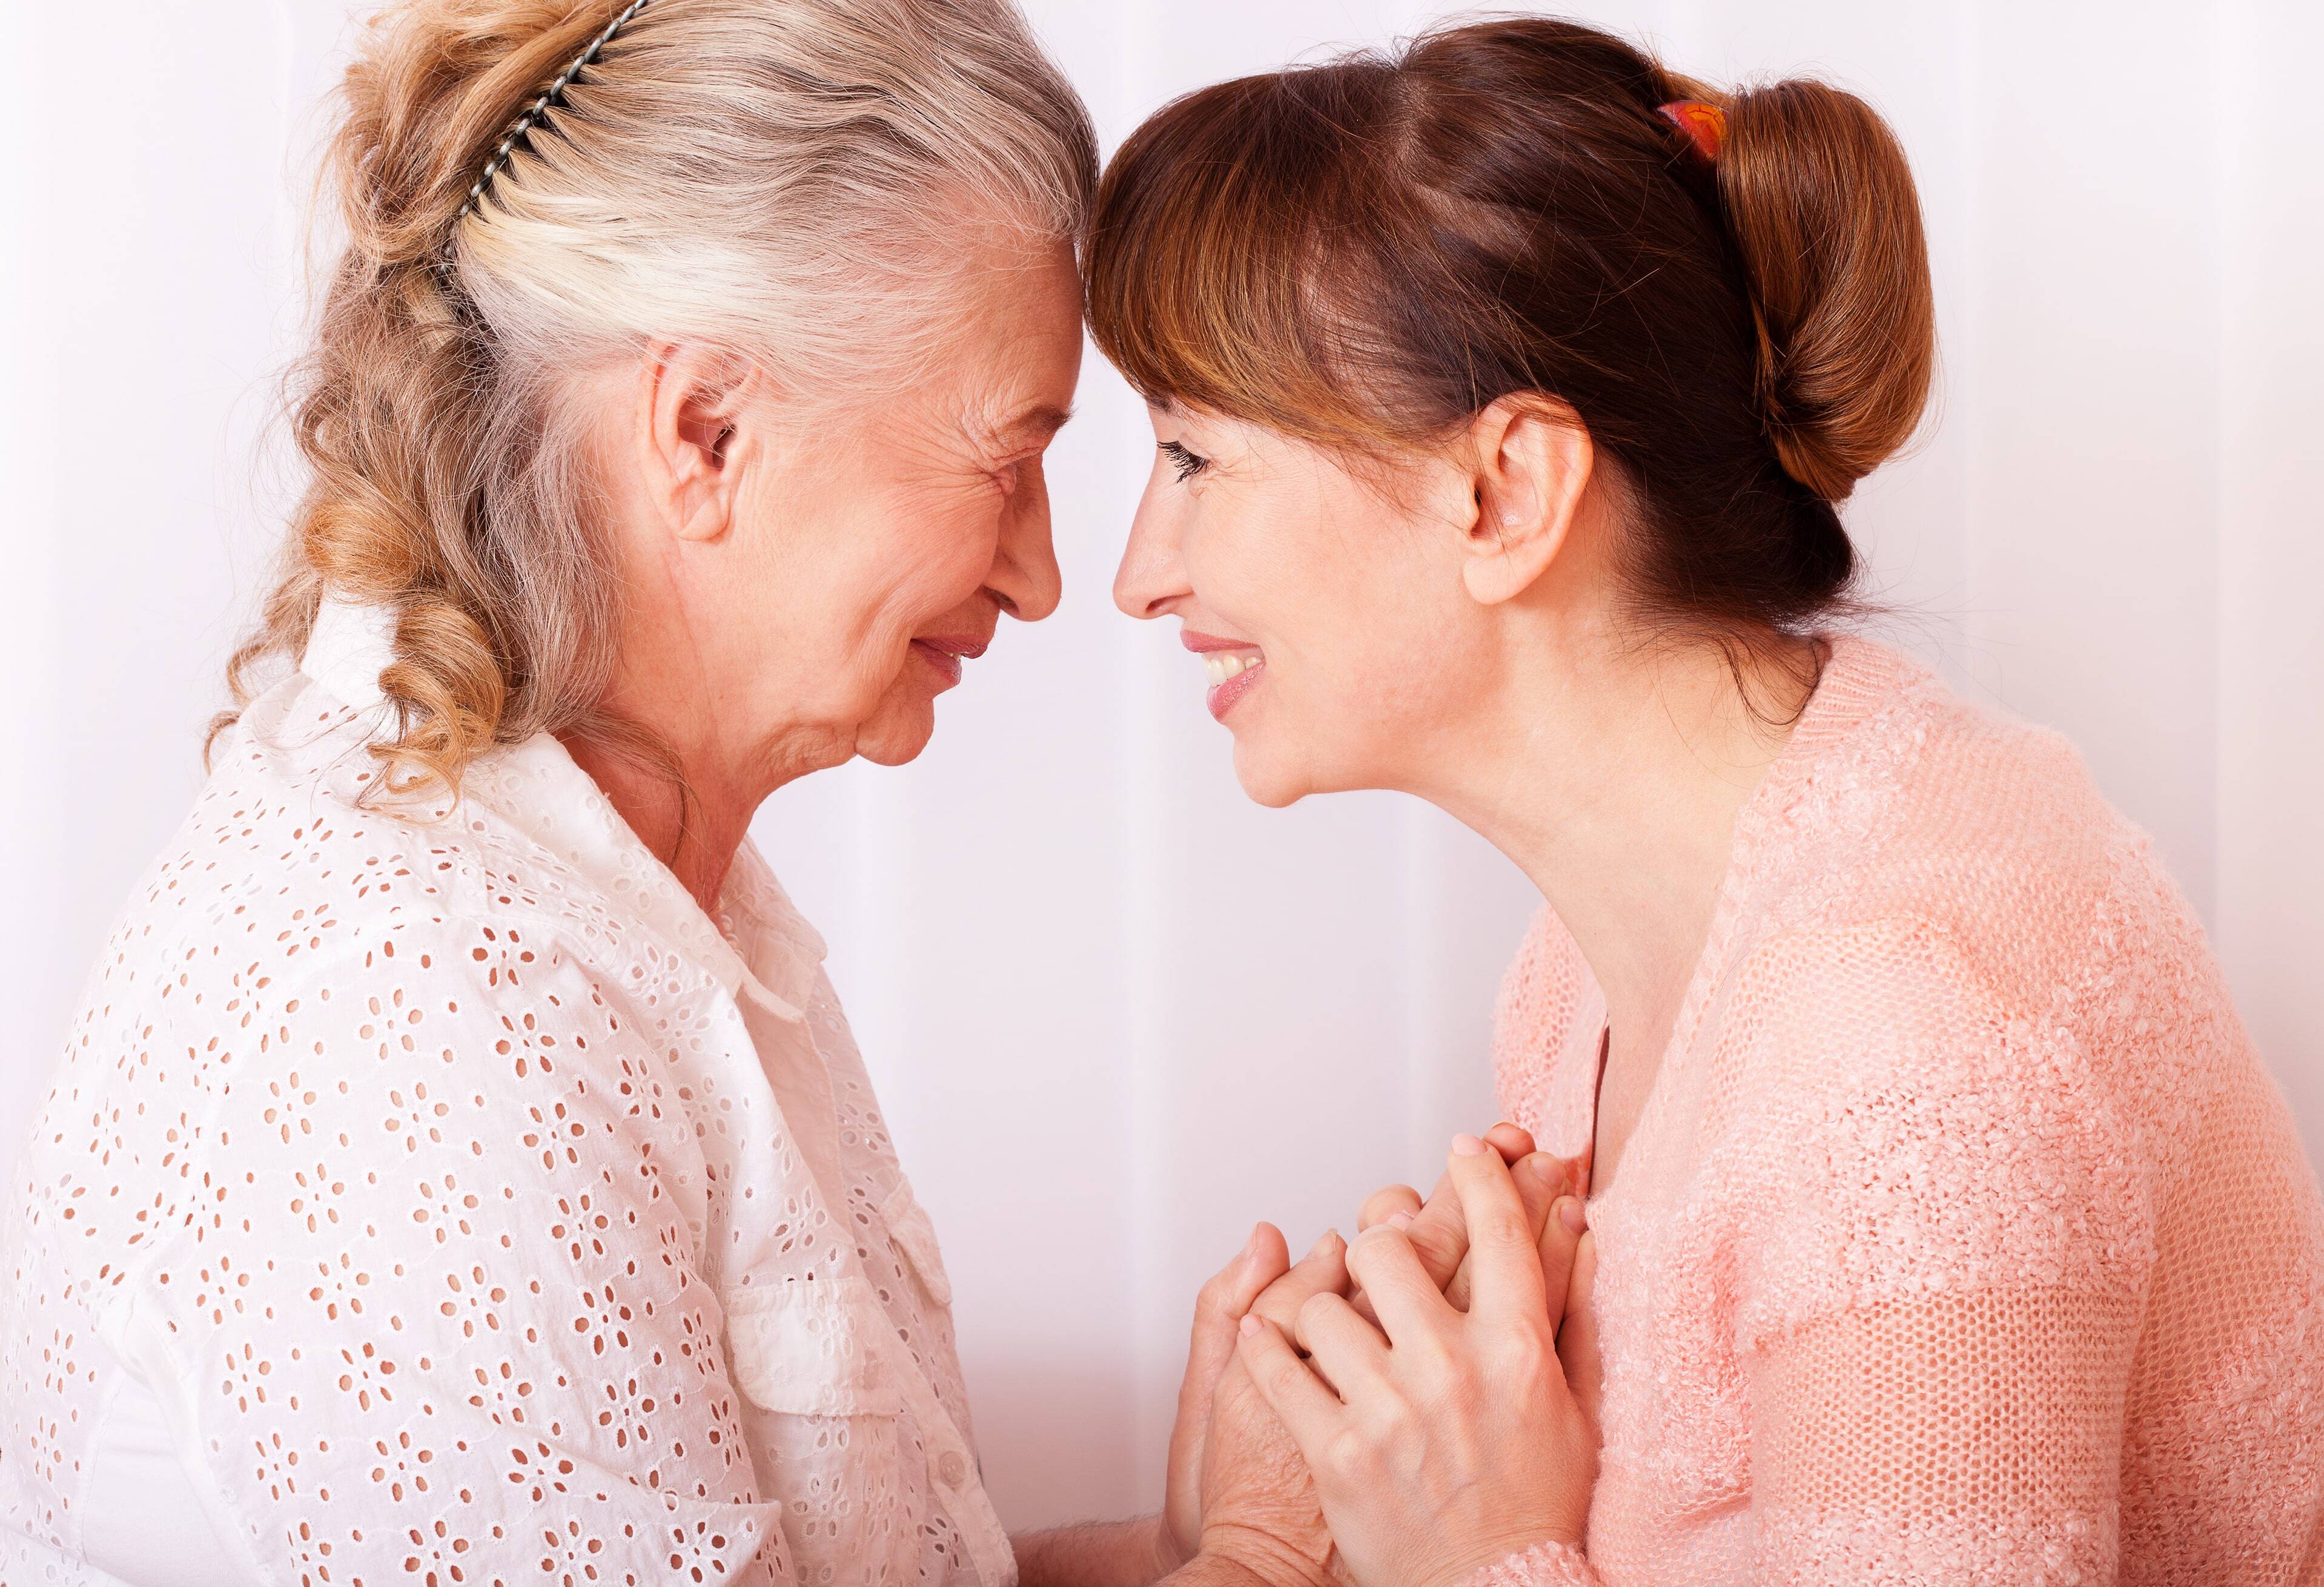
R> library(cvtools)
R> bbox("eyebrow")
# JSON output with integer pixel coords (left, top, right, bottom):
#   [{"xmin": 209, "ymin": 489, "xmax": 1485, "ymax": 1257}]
[{"xmin": 995, "ymin": 403, "xmax": 1074, "ymax": 446}]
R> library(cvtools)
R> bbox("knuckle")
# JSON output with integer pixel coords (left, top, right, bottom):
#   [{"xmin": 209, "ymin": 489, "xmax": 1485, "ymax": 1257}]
[
  {"xmin": 1476, "ymin": 1208, "xmax": 1530, "ymax": 1249},
  {"xmin": 1253, "ymin": 1285, "xmax": 1299, "ymax": 1331},
  {"xmin": 1411, "ymin": 1227, "xmax": 1463, "ymax": 1273},
  {"xmin": 1296, "ymin": 1289, "xmax": 1341, "ymax": 1334},
  {"xmin": 1344, "ymin": 1227, "xmax": 1391, "ymax": 1276},
  {"xmin": 1489, "ymin": 1324, "xmax": 1556, "ymax": 1385},
  {"xmin": 1322, "ymin": 1424, "xmax": 1376, "ymax": 1480}
]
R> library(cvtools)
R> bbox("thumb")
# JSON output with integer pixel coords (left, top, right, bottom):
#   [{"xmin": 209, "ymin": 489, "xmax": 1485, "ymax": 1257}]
[
  {"xmin": 1167, "ymin": 1224, "xmax": 1291, "ymax": 1562},
  {"xmin": 1187, "ymin": 1223, "xmax": 1289, "ymax": 1410},
  {"xmin": 1534, "ymin": 1196, "xmax": 1585, "ymax": 1335},
  {"xmin": 1557, "ymin": 1227, "xmax": 1603, "ymax": 1434}
]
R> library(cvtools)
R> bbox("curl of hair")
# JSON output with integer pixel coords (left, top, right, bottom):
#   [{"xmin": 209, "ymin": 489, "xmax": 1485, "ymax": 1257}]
[{"xmin": 214, "ymin": 0, "xmax": 1097, "ymax": 798}]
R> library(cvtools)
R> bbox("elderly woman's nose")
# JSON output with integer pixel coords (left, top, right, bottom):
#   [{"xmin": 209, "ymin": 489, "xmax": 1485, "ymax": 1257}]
[
  {"xmin": 1113, "ymin": 500, "xmax": 1187, "ymax": 621},
  {"xmin": 992, "ymin": 478, "xmax": 1063, "ymax": 623}
]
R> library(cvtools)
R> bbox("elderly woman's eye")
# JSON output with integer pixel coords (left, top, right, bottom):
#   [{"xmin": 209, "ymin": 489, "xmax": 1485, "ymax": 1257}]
[{"xmin": 1159, "ymin": 440, "xmax": 1209, "ymax": 482}]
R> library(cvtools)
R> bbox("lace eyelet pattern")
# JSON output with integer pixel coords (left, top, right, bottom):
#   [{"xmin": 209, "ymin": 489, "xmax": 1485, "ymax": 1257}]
[{"xmin": 2, "ymin": 602, "xmax": 1011, "ymax": 1585}]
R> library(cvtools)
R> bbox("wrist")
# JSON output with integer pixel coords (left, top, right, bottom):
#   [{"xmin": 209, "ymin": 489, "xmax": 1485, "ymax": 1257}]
[
  {"xmin": 1197, "ymin": 1523, "xmax": 1334, "ymax": 1587},
  {"xmin": 1149, "ymin": 1512, "xmax": 1194, "ymax": 1580},
  {"xmin": 1419, "ymin": 1532, "xmax": 1582, "ymax": 1587},
  {"xmin": 1169, "ymin": 1552, "xmax": 1279, "ymax": 1587}
]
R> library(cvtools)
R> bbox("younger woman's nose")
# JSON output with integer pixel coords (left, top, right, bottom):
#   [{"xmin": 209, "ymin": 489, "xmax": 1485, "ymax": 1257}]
[{"xmin": 1113, "ymin": 497, "xmax": 1188, "ymax": 621}]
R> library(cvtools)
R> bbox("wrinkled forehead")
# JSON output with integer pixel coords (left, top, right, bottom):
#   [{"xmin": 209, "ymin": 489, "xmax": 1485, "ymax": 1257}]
[{"xmin": 918, "ymin": 239, "xmax": 1085, "ymax": 446}]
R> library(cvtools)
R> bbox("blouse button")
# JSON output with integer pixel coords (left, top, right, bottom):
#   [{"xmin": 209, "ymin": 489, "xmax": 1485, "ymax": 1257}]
[{"xmin": 938, "ymin": 1450, "xmax": 968, "ymax": 1487}]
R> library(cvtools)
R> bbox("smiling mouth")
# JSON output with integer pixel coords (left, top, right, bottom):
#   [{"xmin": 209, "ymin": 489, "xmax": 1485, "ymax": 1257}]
[
  {"xmin": 910, "ymin": 635, "xmax": 988, "ymax": 689},
  {"xmin": 1180, "ymin": 631, "xmax": 1266, "ymax": 722}
]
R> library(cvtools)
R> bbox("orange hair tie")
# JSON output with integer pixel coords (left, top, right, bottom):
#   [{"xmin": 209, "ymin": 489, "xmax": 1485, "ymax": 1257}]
[{"xmin": 1657, "ymin": 100, "xmax": 1728, "ymax": 164}]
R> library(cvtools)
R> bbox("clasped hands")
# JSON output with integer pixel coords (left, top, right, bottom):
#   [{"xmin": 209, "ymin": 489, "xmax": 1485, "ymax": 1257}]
[{"xmin": 1159, "ymin": 1124, "xmax": 1602, "ymax": 1587}]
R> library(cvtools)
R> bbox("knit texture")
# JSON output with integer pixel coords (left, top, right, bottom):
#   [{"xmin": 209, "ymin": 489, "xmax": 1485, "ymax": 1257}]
[{"xmin": 1471, "ymin": 636, "xmax": 2324, "ymax": 1586}]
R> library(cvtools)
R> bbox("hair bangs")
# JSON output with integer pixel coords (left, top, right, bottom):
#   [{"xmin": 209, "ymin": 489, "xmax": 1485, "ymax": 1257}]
[{"xmin": 1085, "ymin": 71, "xmax": 1400, "ymax": 447}]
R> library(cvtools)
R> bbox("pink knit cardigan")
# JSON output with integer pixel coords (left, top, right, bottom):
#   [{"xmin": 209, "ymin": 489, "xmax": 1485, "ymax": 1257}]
[{"xmin": 1466, "ymin": 636, "xmax": 2324, "ymax": 1586}]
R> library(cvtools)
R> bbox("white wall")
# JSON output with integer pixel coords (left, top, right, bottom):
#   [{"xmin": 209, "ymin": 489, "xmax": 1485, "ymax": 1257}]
[{"xmin": 3, "ymin": 0, "xmax": 2318, "ymax": 1535}]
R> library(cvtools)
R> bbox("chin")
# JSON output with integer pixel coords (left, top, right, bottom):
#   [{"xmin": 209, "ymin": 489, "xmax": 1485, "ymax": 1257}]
[
  {"xmin": 1230, "ymin": 743, "xmax": 1311, "ymax": 810},
  {"xmin": 853, "ymin": 693, "xmax": 938, "ymax": 767}
]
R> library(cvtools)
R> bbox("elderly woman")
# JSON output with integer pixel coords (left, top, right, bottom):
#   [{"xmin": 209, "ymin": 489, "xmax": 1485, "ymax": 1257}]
[{"xmin": 0, "ymin": 2, "xmax": 1310, "ymax": 1583}]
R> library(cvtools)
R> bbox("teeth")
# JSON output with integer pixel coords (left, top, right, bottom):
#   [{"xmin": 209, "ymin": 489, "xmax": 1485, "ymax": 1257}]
[{"xmin": 1201, "ymin": 653, "xmax": 1261, "ymax": 687}]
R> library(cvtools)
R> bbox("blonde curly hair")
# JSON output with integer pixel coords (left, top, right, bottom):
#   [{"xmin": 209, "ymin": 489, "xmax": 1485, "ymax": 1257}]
[{"xmin": 216, "ymin": 0, "xmax": 1096, "ymax": 795}]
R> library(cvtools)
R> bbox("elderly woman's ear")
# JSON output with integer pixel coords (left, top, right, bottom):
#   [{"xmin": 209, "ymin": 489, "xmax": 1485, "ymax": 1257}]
[{"xmin": 638, "ymin": 341, "xmax": 752, "ymax": 544}]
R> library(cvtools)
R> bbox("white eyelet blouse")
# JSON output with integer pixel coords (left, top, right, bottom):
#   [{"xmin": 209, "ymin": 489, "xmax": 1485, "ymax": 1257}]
[{"xmin": 2, "ymin": 599, "xmax": 1016, "ymax": 1587}]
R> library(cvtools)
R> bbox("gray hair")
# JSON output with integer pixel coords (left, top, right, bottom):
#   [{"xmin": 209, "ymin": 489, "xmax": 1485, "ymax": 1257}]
[{"xmin": 215, "ymin": 0, "xmax": 1099, "ymax": 797}]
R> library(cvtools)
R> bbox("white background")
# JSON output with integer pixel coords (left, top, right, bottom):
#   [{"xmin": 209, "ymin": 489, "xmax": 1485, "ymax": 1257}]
[{"xmin": 3, "ymin": 0, "xmax": 2319, "ymax": 1534}]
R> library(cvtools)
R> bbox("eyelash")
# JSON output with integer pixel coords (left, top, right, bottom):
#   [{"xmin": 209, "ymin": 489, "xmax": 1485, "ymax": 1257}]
[{"xmin": 1159, "ymin": 440, "xmax": 1209, "ymax": 482}]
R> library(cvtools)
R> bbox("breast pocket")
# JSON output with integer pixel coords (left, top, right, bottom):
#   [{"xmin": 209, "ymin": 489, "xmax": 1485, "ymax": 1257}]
[
  {"xmin": 724, "ymin": 1276, "xmax": 903, "ymax": 1417},
  {"xmin": 723, "ymin": 1277, "xmax": 919, "ymax": 1577}
]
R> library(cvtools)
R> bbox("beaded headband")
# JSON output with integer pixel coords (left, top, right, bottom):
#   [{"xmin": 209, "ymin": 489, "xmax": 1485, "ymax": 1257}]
[
  {"xmin": 453, "ymin": 0, "xmax": 654, "ymax": 227},
  {"xmin": 1657, "ymin": 99, "xmax": 1729, "ymax": 164}
]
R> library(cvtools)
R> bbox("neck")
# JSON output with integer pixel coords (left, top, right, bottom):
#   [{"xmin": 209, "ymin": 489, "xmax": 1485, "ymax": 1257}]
[
  {"xmin": 560, "ymin": 665, "xmax": 839, "ymax": 919},
  {"xmin": 559, "ymin": 727, "xmax": 758, "ymax": 917},
  {"xmin": 1416, "ymin": 619, "xmax": 1813, "ymax": 1056}
]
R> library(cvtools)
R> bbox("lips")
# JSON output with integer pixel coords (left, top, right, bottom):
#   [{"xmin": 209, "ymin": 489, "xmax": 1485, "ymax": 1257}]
[
  {"xmin": 910, "ymin": 634, "xmax": 989, "ymax": 689},
  {"xmin": 1181, "ymin": 630, "xmax": 1266, "ymax": 722}
]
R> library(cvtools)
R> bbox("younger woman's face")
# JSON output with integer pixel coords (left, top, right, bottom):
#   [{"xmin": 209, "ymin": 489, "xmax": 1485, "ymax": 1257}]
[{"xmin": 1112, "ymin": 406, "xmax": 1493, "ymax": 805}]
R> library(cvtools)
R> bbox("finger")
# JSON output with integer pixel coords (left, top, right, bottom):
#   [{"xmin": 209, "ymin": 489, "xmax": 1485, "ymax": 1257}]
[
  {"xmin": 1534, "ymin": 1196, "xmax": 1586, "ymax": 1336},
  {"xmin": 1356, "ymin": 1184, "xmax": 1423, "ymax": 1232},
  {"xmin": 1400, "ymin": 1170, "xmax": 1468, "ymax": 1291},
  {"xmin": 1447, "ymin": 1150, "xmax": 1564, "ymax": 1310},
  {"xmin": 1185, "ymin": 1223, "xmax": 1290, "ymax": 1415},
  {"xmin": 1343, "ymin": 1222, "xmax": 1458, "ymax": 1344},
  {"xmin": 1483, "ymin": 1121, "xmax": 1537, "ymax": 1163},
  {"xmin": 1291, "ymin": 1290, "xmax": 1392, "ymax": 1398},
  {"xmin": 1558, "ymin": 1228, "xmax": 1603, "ymax": 1434},
  {"xmin": 1236, "ymin": 1313, "xmax": 1343, "ymax": 1451},
  {"xmin": 1446, "ymin": 1133, "xmax": 1547, "ymax": 1323},
  {"xmin": 1250, "ymin": 1229, "xmax": 1349, "ymax": 1336}
]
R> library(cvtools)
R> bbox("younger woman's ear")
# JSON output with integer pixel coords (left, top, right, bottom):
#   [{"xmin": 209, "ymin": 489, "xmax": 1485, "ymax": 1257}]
[
  {"xmin": 637, "ymin": 341, "xmax": 749, "ymax": 544},
  {"xmin": 1460, "ymin": 395, "xmax": 1594, "ymax": 606}
]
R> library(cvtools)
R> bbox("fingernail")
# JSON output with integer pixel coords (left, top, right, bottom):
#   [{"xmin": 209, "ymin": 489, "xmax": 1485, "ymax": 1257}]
[
  {"xmin": 1385, "ymin": 1210, "xmax": 1415, "ymax": 1231},
  {"xmin": 1452, "ymin": 1133, "xmax": 1488, "ymax": 1157},
  {"xmin": 1239, "ymin": 1313, "xmax": 1262, "ymax": 1338},
  {"xmin": 1524, "ymin": 1153, "xmax": 1559, "ymax": 1181},
  {"xmin": 1309, "ymin": 1229, "xmax": 1340, "ymax": 1259},
  {"xmin": 1558, "ymin": 1199, "xmax": 1587, "ymax": 1235}
]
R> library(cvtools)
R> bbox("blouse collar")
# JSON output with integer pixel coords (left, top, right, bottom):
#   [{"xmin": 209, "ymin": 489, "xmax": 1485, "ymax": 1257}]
[{"xmin": 297, "ymin": 597, "xmax": 824, "ymax": 1021}]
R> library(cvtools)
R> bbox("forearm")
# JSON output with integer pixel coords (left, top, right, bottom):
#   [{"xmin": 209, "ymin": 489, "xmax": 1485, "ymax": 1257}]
[{"xmin": 1015, "ymin": 1515, "xmax": 1174, "ymax": 1587}]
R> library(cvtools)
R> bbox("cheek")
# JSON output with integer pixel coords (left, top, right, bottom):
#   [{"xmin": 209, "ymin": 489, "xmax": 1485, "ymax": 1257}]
[
  {"xmin": 873, "ymin": 486, "xmax": 1004, "ymax": 619},
  {"xmin": 1210, "ymin": 517, "xmax": 1407, "ymax": 691},
  {"xmin": 1225, "ymin": 513, "xmax": 1466, "ymax": 766}
]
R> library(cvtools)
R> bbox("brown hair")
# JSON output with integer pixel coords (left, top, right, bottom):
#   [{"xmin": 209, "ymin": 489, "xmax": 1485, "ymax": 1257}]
[
  {"xmin": 1086, "ymin": 16, "xmax": 1933, "ymax": 657},
  {"xmin": 214, "ymin": 0, "xmax": 1096, "ymax": 796}
]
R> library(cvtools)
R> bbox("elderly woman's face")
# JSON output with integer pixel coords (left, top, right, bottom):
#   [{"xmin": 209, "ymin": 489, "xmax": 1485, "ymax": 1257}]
[{"xmin": 626, "ymin": 237, "xmax": 1082, "ymax": 779}]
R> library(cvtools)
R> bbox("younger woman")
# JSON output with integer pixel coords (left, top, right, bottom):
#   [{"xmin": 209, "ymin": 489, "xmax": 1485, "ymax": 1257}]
[{"xmin": 1090, "ymin": 18, "xmax": 2324, "ymax": 1585}]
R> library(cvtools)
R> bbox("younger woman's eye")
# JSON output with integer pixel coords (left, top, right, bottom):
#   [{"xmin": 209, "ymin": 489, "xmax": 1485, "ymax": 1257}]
[{"xmin": 1159, "ymin": 440, "xmax": 1209, "ymax": 483}]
